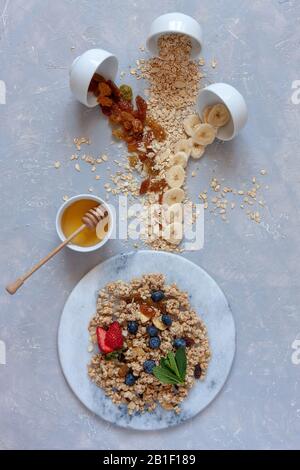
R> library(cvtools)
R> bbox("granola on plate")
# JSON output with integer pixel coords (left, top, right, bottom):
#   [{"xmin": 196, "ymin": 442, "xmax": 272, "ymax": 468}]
[{"xmin": 88, "ymin": 274, "xmax": 211, "ymax": 414}]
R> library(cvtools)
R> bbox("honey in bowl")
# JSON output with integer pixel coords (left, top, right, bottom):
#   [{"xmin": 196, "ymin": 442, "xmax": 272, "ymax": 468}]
[{"xmin": 61, "ymin": 199, "xmax": 109, "ymax": 247}]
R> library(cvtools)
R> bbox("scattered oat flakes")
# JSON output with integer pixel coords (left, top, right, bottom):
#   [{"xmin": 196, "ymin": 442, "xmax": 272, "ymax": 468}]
[
  {"xmin": 62, "ymin": 195, "xmax": 69, "ymax": 202},
  {"xmin": 75, "ymin": 163, "xmax": 81, "ymax": 172},
  {"xmin": 74, "ymin": 137, "xmax": 90, "ymax": 150},
  {"xmin": 54, "ymin": 161, "xmax": 61, "ymax": 169},
  {"xmin": 211, "ymin": 58, "xmax": 217, "ymax": 68}
]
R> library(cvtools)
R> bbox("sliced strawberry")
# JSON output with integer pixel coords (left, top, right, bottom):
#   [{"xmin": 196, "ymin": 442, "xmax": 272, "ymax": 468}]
[
  {"xmin": 105, "ymin": 321, "xmax": 123, "ymax": 350},
  {"xmin": 96, "ymin": 327, "xmax": 113, "ymax": 354}
]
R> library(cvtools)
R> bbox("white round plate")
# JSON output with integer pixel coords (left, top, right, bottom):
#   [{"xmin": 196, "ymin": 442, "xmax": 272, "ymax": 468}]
[{"xmin": 58, "ymin": 251, "xmax": 236, "ymax": 430}]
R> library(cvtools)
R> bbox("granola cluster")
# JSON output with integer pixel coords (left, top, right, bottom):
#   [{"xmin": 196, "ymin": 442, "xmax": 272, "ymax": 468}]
[{"xmin": 88, "ymin": 274, "xmax": 211, "ymax": 415}]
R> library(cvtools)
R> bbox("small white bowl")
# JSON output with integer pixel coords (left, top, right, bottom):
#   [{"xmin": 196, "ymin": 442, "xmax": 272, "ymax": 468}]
[
  {"xmin": 69, "ymin": 49, "xmax": 118, "ymax": 108},
  {"xmin": 55, "ymin": 194, "xmax": 114, "ymax": 253},
  {"xmin": 146, "ymin": 12, "xmax": 203, "ymax": 59},
  {"xmin": 197, "ymin": 83, "xmax": 248, "ymax": 141}
]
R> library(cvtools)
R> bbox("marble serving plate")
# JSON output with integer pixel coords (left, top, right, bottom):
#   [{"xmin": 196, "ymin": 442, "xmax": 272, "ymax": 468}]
[{"xmin": 58, "ymin": 251, "xmax": 236, "ymax": 430}]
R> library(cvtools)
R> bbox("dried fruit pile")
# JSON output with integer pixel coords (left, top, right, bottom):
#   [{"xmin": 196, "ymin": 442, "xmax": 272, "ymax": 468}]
[{"xmin": 88, "ymin": 274, "xmax": 211, "ymax": 415}]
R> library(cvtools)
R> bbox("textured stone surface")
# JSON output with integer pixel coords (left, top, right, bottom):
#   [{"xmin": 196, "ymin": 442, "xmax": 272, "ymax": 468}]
[{"xmin": 0, "ymin": 0, "xmax": 300, "ymax": 450}]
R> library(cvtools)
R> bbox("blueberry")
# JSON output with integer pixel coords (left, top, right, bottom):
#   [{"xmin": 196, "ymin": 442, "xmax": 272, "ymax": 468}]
[
  {"xmin": 147, "ymin": 324, "xmax": 158, "ymax": 337},
  {"xmin": 143, "ymin": 359, "xmax": 156, "ymax": 374},
  {"xmin": 161, "ymin": 314, "xmax": 172, "ymax": 326},
  {"xmin": 173, "ymin": 338, "xmax": 186, "ymax": 349},
  {"xmin": 149, "ymin": 336, "xmax": 161, "ymax": 349},
  {"xmin": 125, "ymin": 373, "xmax": 136, "ymax": 386},
  {"xmin": 151, "ymin": 290, "xmax": 165, "ymax": 302},
  {"xmin": 127, "ymin": 321, "xmax": 138, "ymax": 334}
]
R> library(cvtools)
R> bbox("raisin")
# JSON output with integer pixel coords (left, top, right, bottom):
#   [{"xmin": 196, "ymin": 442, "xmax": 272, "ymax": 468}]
[
  {"xmin": 135, "ymin": 96, "xmax": 147, "ymax": 122},
  {"xmin": 98, "ymin": 96, "xmax": 113, "ymax": 107},
  {"xmin": 146, "ymin": 117, "xmax": 166, "ymax": 141},
  {"xmin": 129, "ymin": 155, "xmax": 138, "ymax": 168},
  {"xmin": 119, "ymin": 84, "xmax": 133, "ymax": 101},
  {"xmin": 118, "ymin": 98, "xmax": 134, "ymax": 112},
  {"xmin": 194, "ymin": 364, "xmax": 202, "ymax": 379},
  {"xmin": 139, "ymin": 178, "xmax": 150, "ymax": 195},
  {"xmin": 100, "ymin": 105, "xmax": 113, "ymax": 116},
  {"xmin": 140, "ymin": 303, "xmax": 156, "ymax": 319},
  {"xmin": 120, "ymin": 111, "xmax": 134, "ymax": 122},
  {"xmin": 118, "ymin": 364, "xmax": 129, "ymax": 377},
  {"xmin": 183, "ymin": 336, "xmax": 195, "ymax": 347},
  {"xmin": 126, "ymin": 143, "xmax": 137, "ymax": 152},
  {"xmin": 112, "ymin": 128, "xmax": 124, "ymax": 140},
  {"xmin": 149, "ymin": 179, "xmax": 167, "ymax": 193},
  {"xmin": 123, "ymin": 120, "xmax": 133, "ymax": 131},
  {"xmin": 98, "ymin": 81, "xmax": 112, "ymax": 97},
  {"xmin": 132, "ymin": 118, "xmax": 143, "ymax": 134},
  {"xmin": 109, "ymin": 113, "xmax": 122, "ymax": 124},
  {"xmin": 106, "ymin": 79, "xmax": 121, "ymax": 100},
  {"xmin": 138, "ymin": 153, "xmax": 148, "ymax": 163}
]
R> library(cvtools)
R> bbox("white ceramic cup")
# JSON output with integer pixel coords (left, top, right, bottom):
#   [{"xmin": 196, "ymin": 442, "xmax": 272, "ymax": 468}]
[
  {"xmin": 197, "ymin": 83, "xmax": 248, "ymax": 141},
  {"xmin": 69, "ymin": 49, "xmax": 118, "ymax": 108},
  {"xmin": 146, "ymin": 12, "xmax": 203, "ymax": 59},
  {"xmin": 55, "ymin": 194, "xmax": 114, "ymax": 253}
]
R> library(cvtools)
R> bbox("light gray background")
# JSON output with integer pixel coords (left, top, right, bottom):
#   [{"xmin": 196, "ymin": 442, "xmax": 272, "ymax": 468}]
[{"xmin": 0, "ymin": 0, "xmax": 299, "ymax": 450}]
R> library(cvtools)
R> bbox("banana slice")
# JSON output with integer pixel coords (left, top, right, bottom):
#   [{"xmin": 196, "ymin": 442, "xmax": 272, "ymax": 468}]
[
  {"xmin": 162, "ymin": 188, "xmax": 185, "ymax": 206},
  {"xmin": 183, "ymin": 114, "xmax": 201, "ymax": 137},
  {"xmin": 188, "ymin": 138, "xmax": 206, "ymax": 159},
  {"xmin": 96, "ymin": 216, "xmax": 109, "ymax": 240},
  {"xmin": 174, "ymin": 138, "xmax": 191, "ymax": 157},
  {"xmin": 153, "ymin": 317, "xmax": 167, "ymax": 331},
  {"xmin": 165, "ymin": 203, "xmax": 183, "ymax": 224},
  {"xmin": 162, "ymin": 222, "xmax": 183, "ymax": 245},
  {"xmin": 170, "ymin": 151, "xmax": 188, "ymax": 168},
  {"xmin": 202, "ymin": 105, "xmax": 213, "ymax": 123},
  {"xmin": 207, "ymin": 103, "xmax": 230, "ymax": 127},
  {"xmin": 165, "ymin": 164, "xmax": 185, "ymax": 188},
  {"xmin": 192, "ymin": 123, "xmax": 216, "ymax": 146}
]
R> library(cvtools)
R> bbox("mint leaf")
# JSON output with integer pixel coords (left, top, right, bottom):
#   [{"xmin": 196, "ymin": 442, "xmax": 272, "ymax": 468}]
[
  {"xmin": 175, "ymin": 347, "xmax": 187, "ymax": 381},
  {"xmin": 167, "ymin": 352, "xmax": 181, "ymax": 379},
  {"xmin": 153, "ymin": 366, "xmax": 182, "ymax": 385}
]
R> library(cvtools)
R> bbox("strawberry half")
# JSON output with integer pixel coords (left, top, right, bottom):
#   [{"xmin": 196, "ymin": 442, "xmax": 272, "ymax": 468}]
[
  {"xmin": 96, "ymin": 327, "xmax": 113, "ymax": 354},
  {"xmin": 105, "ymin": 321, "xmax": 123, "ymax": 350}
]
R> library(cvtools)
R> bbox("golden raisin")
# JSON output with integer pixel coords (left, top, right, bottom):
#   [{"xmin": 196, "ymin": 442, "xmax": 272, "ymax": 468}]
[
  {"xmin": 140, "ymin": 303, "xmax": 156, "ymax": 319},
  {"xmin": 98, "ymin": 82, "xmax": 112, "ymax": 97},
  {"xmin": 129, "ymin": 155, "xmax": 138, "ymax": 168},
  {"xmin": 139, "ymin": 178, "xmax": 150, "ymax": 195},
  {"xmin": 146, "ymin": 117, "xmax": 166, "ymax": 141},
  {"xmin": 98, "ymin": 96, "xmax": 113, "ymax": 107}
]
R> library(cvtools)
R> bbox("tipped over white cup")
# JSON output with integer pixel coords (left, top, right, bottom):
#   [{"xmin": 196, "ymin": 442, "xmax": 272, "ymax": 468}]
[
  {"xmin": 146, "ymin": 12, "xmax": 203, "ymax": 59},
  {"xmin": 197, "ymin": 83, "xmax": 248, "ymax": 141},
  {"xmin": 69, "ymin": 49, "xmax": 118, "ymax": 108}
]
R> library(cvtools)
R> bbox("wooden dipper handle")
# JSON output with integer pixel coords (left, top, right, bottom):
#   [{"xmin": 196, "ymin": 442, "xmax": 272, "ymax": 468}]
[
  {"xmin": 6, "ymin": 224, "xmax": 86, "ymax": 295},
  {"xmin": 6, "ymin": 204, "xmax": 108, "ymax": 295}
]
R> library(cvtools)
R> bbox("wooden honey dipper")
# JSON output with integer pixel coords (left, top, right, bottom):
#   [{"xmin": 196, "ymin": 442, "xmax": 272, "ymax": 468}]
[{"xmin": 6, "ymin": 205, "xmax": 108, "ymax": 295}]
